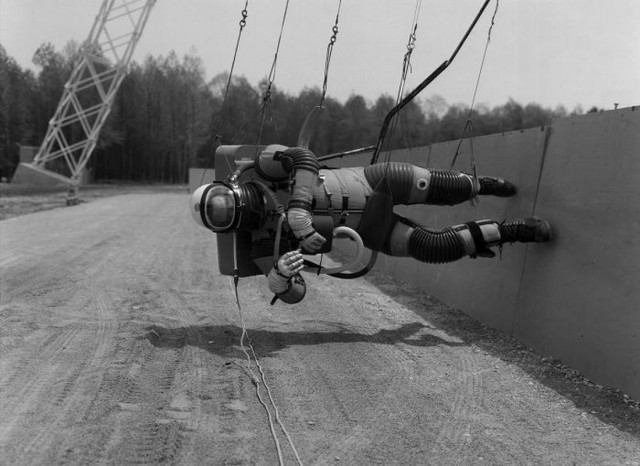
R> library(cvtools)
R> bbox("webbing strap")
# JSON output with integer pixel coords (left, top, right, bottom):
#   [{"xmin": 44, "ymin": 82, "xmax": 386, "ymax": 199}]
[{"xmin": 464, "ymin": 221, "xmax": 486, "ymax": 251}]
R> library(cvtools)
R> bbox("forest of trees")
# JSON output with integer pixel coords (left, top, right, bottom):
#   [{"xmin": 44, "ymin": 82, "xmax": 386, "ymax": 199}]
[{"xmin": 0, "ymin": 42, "xmax": 593, "ymax": 183}]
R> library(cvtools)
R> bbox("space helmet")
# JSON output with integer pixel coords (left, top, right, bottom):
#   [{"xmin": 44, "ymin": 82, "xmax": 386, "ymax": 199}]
[{"xmin": 190, "ymin": 181, "xmax": 266, "ymax": 233}]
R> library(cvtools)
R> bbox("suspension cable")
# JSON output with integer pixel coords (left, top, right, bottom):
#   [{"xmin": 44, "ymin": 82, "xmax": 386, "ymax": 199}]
[
  {"xmin": 201, "ymin": 1, "xmax": 250, "ymax": 186},
  {"xmin": 216, "ymin": 0, "xmax": 250, "ymax": 146},
  {"xmin": 396, "ymin": 0, "xmax": 422, "ymax": 107},
  {"xmin": 319, "ymin": 0, "xmax": 342, "ymax": 107},
  {"xmin": 257, "ymin": 0, "xmax": 291, "ymax": 147},
  {"xmin": 370, "ymin": 0, "xmax": 492, "ymax": 166},
  {"xmin": 382, "ymin": 0, "xmax": 422, "ymax": 165},
  {"xmin": 223, "ymin": 0, "xmax": 249, "ymax": 108},
  {"xmin": 450, "ymin": 0, "xmax": 500, "ymax": 174}
]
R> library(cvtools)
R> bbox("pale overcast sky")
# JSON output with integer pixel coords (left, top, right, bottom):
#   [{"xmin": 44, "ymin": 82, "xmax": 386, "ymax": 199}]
[{"xmin": 1, "ymin": 0, "xmax": 639, "ymax": 111}]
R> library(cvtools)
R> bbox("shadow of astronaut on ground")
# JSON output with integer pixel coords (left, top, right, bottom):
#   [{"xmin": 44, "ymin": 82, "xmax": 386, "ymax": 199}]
[{"xmin": 144, "ymin": 321, "xmax": 466, "ymax": 359}]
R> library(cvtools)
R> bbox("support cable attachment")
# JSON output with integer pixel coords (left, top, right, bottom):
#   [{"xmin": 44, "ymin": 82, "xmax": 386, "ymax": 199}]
[
  {"xmin": 450, "ymin": 0, "xmax": 500, "ymax": 203},
  {"xmin": 319, "ymin": 0, "xmax": 342, "ymax": 108},
  {"xmin": 256, "ymin": 0, "xmax": 291, "ymax": 149},
  {"xmin": 370, "ymin": 0, "xmax": 492, "ymax": 166},
  {"xmin": 381, "ymin": 0, "xmax": 423, "ymax": 166}
]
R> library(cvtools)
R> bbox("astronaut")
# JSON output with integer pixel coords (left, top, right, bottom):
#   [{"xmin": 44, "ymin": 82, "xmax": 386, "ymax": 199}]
[{"xmin": 191, "ymin": 145, "xmax": 552, "ymax": 304}]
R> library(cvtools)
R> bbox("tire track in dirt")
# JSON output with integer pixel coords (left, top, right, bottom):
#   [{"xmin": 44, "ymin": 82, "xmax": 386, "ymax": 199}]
[
  {"xmin": 0, "ymin": 196, "xmax": 172, "ymax": 463},
  {"xmin": 61, "ymin": 196, "xmax": 208, "ymax": 464},
  {"xmin": 104, "ymin": 330, "xmax": 209, "ymax": 464},
  {"xmin": 249, "ymin": 279, "xmax": 437, "ymax": 463},
  {"xmin": 136, "ymin": 203, "xmax": 281, "ymax": 463},
  {"xmin": 77, "ymin": 198, "xmax": 193, "ymax": 464},
  {"xmin": 0, "ymin": 265, "xmax": 120, "ymax": 463},
  {"xmin": 179, "ymin": 268, "xmax": 310, "ymax": 464},
  {"xmin": 0, "ymin": 324, "xmax": 79, "ymax": 408},
  {"xmin": 52, "ymin": 307, "xmax": 186, "ymax": 462},
  {"xmin": 428, "ymin": 348, "xmax": 484, "ymax": 464},
  {"xmin": 249, "ymin": 276, "xmax": 509, "ymax": 464},
  {"xmin": 180, "ymin": 288, "xmax": 284, "ymax": 463},
  {"xmin": 3, "ymin": 192, "xmax": 639, "ymax": 464},
  {"xmin": 326, "ymin": 286, "xmax": 437, "ymax": 461},
  {"xmin": 63, "ymin": 333, "xmax": 157, "ymax": 463},
  {"xmin": 348, "ymin": 281, "xmax": 510, "ymax": 464},
  {"xmin": 0, "ymin": 325, "xmax": 82, "ymax": 461},
  {"xmin": 104, "ymin": 349, "xmax": 187, "ymax": 464},
  {"xmin": 26, "ymin": 291, "xmax": 120, "ymax": 463}
]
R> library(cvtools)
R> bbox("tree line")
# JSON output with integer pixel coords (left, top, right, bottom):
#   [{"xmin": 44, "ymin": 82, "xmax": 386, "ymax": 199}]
[{"xmin": 0, "ymin": 42, "xmax": 592, "ymax": 183}]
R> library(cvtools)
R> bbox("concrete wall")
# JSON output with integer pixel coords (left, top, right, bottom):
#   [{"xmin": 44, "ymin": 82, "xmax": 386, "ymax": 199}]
[
  {"xmin": 187, "ymin": 107, "xmax": 640, "ymax": 398},
  {"xmin": 12, "ymin": 146, "xmax": 94, "ymax": 186},
  {"xmin": 11, "ymin": 163, "xmax": 71, "ymax": 188},
  {"xmin": 369, "ymin": 106, "xmax": 640, "ymax": 399},
  {"xmin": 19, "ymin": 145, "xmax": 38, "ymax": 164}
]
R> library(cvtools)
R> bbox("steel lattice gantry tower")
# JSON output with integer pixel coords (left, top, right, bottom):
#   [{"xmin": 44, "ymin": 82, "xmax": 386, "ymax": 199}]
[{"xmin": 29, "ymin": 0, "xmax": 156, "ymax": 199}]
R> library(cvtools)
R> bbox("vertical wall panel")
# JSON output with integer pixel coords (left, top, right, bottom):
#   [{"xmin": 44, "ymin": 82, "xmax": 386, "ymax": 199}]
[
  {"xmin": 369, "ymin": 107, "xmax": 639, "ymax": 399},
  {"xmin": 517, "ymin": 107, "xmax": 640, "ymax": 397},
  {"xmin": 376, "ymin": 128, "xmax": 550, "ymax": 333},
  {"xmin": 187, "ymin": 107, "xmax": 640, "ymax": 398}
]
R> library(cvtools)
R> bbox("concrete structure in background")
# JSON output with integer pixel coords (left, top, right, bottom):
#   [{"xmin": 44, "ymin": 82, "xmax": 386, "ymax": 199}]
[
  {"xmin": 30, "ymin": 1, "xmax": 156, "ymax": 186},
  {"xmin": 11, "ymin": 146, "xmax": 68, "ymax": 188},
  {"xmin": 12, "ymin": 146, "xmax": 93, "ymax": 187},
  {"xmin": 188, "ymin": 106, "xmax": 639, "ymax": 399},
  {"xmin": 11, "ymin": 1, "xmax": 156, "ymax": 202}
]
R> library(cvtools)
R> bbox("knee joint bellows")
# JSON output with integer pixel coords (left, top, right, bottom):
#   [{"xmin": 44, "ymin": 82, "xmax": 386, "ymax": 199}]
[
  {"xmin": 408, "ymin": 227, "xmax": 467, "ymax": 263},
  {"xmin": 426, "ymin": 169, "xmax": 473, "ymax": 205}
]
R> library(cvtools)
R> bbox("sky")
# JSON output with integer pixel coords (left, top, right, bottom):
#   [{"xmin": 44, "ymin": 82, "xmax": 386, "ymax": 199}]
[{"xmin": 1, "ymin": 0, "xmax": 639, "ymax": 112}]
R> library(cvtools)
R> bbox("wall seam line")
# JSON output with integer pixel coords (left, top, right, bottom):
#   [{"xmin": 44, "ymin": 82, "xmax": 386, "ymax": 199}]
[{"xmin": 511, "ymin": 125, "xmax": 553, "ymax": 336}]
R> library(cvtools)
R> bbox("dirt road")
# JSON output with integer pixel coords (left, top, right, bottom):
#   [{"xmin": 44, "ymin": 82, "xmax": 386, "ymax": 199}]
[{"xmin": 1, "ymin": 191, "xmax": 639, "ymax": 465}]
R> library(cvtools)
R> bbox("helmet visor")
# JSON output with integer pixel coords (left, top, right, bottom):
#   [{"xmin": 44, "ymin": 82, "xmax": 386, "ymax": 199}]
[{"xmin": 203, "ymin": 183, "xmax": 236, "ymax": 231}]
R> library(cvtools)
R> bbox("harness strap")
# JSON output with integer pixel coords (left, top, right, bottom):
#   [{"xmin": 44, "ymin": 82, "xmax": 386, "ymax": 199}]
[
  {"xmin": 321, "ymin": 176, "xmax": 334, "ymax": 217},
  {"xmin": 464, "ymin": 221, "xmax": 486, "ymax": 251}
]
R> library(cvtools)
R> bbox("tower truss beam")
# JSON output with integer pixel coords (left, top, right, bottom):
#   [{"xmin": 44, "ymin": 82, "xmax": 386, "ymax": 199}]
[{"xmin": 31, "ymin": 0, "xmax": 157, "ymax": 187}]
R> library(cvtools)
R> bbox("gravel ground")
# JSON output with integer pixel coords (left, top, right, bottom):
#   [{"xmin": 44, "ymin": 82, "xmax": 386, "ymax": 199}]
[
  {"xmin": 1, "ymin": 186, "xmax": 638, "ymax": 464},
  {"xmin": 0, "ymin": 183, "xmax": 187, "ymax": 221}
]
